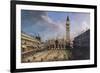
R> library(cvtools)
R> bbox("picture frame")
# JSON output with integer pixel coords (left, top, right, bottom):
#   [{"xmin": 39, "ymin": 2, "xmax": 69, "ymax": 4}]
[{"xmin": 10, "ymin": 1, "xmax": 97, "ymax": 72}]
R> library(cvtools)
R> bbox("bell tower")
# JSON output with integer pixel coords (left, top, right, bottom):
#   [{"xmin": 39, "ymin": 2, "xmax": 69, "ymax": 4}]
[{"xmin": 66, "ymin": 16, "xmax": 70, "ymax": 47}]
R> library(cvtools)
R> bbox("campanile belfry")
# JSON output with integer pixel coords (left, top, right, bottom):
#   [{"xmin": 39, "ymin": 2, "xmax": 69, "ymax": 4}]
[{"xmin": 66, "ymin": 16, "xmax": 70, "ymax": 47}]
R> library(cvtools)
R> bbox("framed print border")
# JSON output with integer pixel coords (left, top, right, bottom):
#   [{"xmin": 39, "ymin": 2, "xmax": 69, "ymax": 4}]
[{"xmin": 10, "ymin": 1, "xmax": 97, "ymax": 72}]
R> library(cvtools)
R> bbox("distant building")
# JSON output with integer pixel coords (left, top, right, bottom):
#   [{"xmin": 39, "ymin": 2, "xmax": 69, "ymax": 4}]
[
  {"xmin": 45, "ymin": 38, "xmax": 66, "ymax": 50},
  {"xmin": 72, "ymin": 29, "xmax": 90, "ymax": 60}
]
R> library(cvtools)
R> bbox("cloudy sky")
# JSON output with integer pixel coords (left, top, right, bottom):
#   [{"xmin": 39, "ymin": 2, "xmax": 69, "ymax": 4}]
[{"xmin": 21, "ymin": 10, "xmax": 90, "ymax": 41}]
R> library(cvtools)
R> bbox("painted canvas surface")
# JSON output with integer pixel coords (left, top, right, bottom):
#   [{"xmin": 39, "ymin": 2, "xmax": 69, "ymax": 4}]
[{"xmin": 21, "ymin": 10, "xmax": 90, "ymax": 63}]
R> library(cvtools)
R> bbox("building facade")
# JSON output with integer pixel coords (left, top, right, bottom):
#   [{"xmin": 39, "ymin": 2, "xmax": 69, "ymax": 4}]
[
  {"xmin": 45, "ymin": 38, "xmax": 66, "ymax": 50},
  {"xmin": 72, "ymin": 29, "xmax": 90, "ymax": 60},
  {"xmin": 21, "ymin": 32, "xmax": 42, "ymax": 62},
  {"xmin": 73, "ymin": 29, "xmax": 90, "ymax": 48}
]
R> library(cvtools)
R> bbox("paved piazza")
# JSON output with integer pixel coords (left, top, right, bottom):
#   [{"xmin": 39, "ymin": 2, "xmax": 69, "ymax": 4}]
[{"xmin": 22, "ymin": 49, "xmax": 71, "ymax": 62}]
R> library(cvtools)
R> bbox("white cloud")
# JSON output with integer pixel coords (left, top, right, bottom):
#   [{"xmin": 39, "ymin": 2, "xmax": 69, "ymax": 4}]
[
  {"xmin": 81, "ymin": 21, "xmax": 89, "ymax": 31},
  {"xmin": 40, "ymin": 14, "xmax": 66, "ymax": 38},
  {"xmin": 71, "ymin": 21, "xmax": 90, "ymax": 39}
]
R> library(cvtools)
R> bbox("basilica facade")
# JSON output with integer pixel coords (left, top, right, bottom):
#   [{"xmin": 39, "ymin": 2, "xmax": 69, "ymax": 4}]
[{"xmin": 45, "ymin": 38, "xmax": 66, "ymax": 50}]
